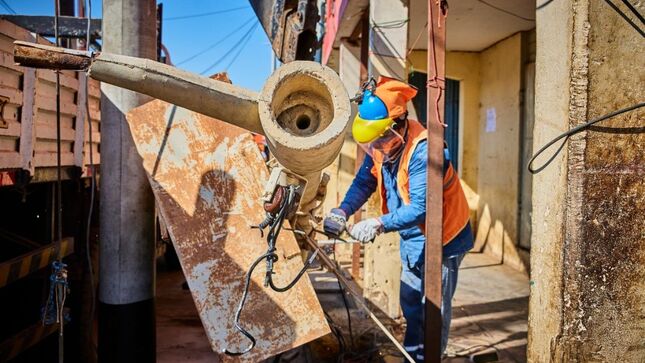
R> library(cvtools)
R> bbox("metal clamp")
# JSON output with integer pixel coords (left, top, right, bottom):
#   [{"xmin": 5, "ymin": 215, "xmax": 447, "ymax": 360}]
[{"xmin": 261, "ymin": 165, "xmax": 308, "ymax": 213}]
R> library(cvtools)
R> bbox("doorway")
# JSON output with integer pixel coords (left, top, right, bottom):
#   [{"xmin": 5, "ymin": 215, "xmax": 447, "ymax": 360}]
[{"xmin": 409, "ymin": 72, "xmax": 460, "ymax": 169}]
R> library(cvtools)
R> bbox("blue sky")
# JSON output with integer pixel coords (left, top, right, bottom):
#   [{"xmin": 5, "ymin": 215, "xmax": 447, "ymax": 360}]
[{"xmin": 4, "ymin": 0, "xmax": 273, "ymax": 91}]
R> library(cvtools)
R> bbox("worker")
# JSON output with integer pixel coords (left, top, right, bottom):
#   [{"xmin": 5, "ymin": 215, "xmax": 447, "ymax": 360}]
[{"xmin": 323, "ymin": 77, "xmax": 473, "ymax": 361}]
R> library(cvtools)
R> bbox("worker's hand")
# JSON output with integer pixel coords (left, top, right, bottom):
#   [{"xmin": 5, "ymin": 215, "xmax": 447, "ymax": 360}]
[
  {"xmin": 323, "ymin": 208, "xmax": 347, "ymax": 237},
  {"xmin": 349, "ymin": 218, "xmax": 383, "ymax": 243}
]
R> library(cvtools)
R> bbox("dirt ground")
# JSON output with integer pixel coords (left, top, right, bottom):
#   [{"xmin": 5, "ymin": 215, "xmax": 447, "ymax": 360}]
[{"xmin": 156, "ymin": 252, "xmax": 529, "ymax": 362}]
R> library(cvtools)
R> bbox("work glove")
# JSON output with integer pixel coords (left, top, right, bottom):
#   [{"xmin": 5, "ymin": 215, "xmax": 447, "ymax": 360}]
[
  {"xmin": 349, "ymin": 218, "xmax": 383, "ymax": 243},
  {"xmin": 323, "ymin": 208, "xmax": 347, "ymax": 237}
]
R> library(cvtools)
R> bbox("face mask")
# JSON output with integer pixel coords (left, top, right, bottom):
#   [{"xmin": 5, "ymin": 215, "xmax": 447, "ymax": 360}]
[{"xmin": 359, "ymin": 124, "xmax": 406, "ymax": 163}]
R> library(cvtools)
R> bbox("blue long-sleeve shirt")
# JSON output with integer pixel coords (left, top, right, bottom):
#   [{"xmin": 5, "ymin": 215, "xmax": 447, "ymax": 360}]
[{"xmin": 339, "ymin": 140, "xmax": 473, "ymax": 266}]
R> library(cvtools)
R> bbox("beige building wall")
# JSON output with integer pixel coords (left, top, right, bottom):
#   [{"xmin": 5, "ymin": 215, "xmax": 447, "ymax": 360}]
[{"xmin": 475, "ymin": 33, "xmax": 527, "ymax": 271}]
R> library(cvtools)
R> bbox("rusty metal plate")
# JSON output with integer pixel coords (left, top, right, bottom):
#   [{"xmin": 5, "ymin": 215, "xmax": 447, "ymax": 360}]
[{"xmin": 126, "ymin": 100, "xmax": 329, "ymax": 362}]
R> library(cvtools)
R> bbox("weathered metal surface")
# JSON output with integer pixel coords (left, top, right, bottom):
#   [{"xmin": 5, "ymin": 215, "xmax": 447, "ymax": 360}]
[
  {"xmin": 126, "ymin": 100, "xmax": 329, "ymax": 362},
  {"xmin": 249, "ymin": 0, "xmax": 319, "ymax": 63},
  {"xmin": 425, "ymin": 1, "xmax": 447, "ymax": 362},
  {"xmin": 14, "ymin": 41, "xmax": 93, "ymax": 70}
]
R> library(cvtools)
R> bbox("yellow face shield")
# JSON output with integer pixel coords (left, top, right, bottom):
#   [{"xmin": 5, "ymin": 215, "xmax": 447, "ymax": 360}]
[
  {"xmin": 353, "ymin": 115, "xmax": 407, "ymax": 163},
  {"xmin": 352, "ymin": 114, "xmax": 395, "ymax": 144}
]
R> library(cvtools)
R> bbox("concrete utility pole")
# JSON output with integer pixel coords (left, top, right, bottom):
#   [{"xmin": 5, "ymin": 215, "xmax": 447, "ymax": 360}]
[{"xmin": 98, "ymin": 0, "xmax": 157, "ymax": 362}]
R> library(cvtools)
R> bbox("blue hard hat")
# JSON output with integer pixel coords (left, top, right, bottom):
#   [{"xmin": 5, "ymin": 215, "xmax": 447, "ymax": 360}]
[{"xmin": 358, "ymin": 90, "xmax": 389, "ymax": 120}]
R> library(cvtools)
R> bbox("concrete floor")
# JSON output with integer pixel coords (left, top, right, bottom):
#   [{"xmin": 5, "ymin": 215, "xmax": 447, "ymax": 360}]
[
  {"xmin": 445, "ymin": 253, "xmax": 529, "ymax": 363},
  {"xmin": 156, "ymin": 252, "xmax": 529, "ymax": 362}
]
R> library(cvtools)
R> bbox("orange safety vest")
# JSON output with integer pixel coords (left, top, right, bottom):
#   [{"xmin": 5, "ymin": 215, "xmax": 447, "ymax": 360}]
[{"xmin": 371, "ymin": 119, "xmax": 471, "ymax": 244}]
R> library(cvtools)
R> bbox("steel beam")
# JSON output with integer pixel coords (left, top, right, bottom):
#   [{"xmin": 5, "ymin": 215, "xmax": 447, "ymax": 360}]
[
  {"xmin": 0, "ymin": 237, "xmax": 74, "ymax": 288},
  {"xmin": 0, "ymin": 320, "xmax": 67, "ymax": 361},
  {"xmin": 248, "ymin": 0, "xmax": 319, "ymax": 63},
  {"xmin": 0, "ymin": 15, "xmax": 101, "ymax": 39}
]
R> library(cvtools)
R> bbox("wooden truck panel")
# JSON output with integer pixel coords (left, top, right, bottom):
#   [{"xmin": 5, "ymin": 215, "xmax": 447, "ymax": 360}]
[{"xmin": 0, "ymin": 19, "xmax": 100, "ymax": 180}]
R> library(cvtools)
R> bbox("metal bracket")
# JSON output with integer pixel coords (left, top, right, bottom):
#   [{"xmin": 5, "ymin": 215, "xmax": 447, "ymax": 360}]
[
  {"xmin": 0, "ymin": 96, "xmax": 9, "ymax": 129},
  {"xmin": 262, "ymin": 165, "xmax": 308, "ymax": 212}
]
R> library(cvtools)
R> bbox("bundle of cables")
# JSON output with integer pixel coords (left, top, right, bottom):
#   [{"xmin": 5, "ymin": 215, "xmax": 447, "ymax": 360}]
[{"xmin": 224, "ymin": 185, "xmax": 319, "ymax": 356}]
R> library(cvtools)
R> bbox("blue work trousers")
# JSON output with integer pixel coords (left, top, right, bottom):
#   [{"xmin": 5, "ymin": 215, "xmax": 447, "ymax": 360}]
[{"xmin": 400, "ymin": 253, "xmax": 465, "ymax": 362}]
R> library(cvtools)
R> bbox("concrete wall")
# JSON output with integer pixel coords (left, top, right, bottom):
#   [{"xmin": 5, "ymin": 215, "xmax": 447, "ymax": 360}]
[
  {"xmin": 528, "ymin": 0, "xmax": 645, "ymax": 361},
  {"xmin": 474, "ymin": 33, "xmax": 527, "ymax": 272}
]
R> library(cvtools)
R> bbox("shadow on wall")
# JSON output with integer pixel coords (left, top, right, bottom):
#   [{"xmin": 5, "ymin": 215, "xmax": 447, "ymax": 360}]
[
  {"xmin": 472, "ymin": 203, "xmax": 529, "ymax": 273},
  {"xmin": 460, "ymin": 180, "xmax": 529, "ymax": 273}
]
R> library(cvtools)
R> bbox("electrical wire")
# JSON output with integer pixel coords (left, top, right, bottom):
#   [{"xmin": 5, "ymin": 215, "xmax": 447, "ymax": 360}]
[
  {"xmin": 536, "ymin": 0, "xmax": 555, "ymax": 11},
  {"xmin": 175, "ymin": 17, "xmax": 255, "ymax": 66},
  {"xmin": 528, "ymin": 102, "xmax": 645, "ymax": 174},
  {"xmin": 164, "ymin": 5, "xmax": 248, "ymax": 21},
  {"xmin": 602, "ymin": 0, "xmax": 645, "ymax": 37},
  {"xmin": 476, "ymin": 0, "xmax": 535, "ymax": 22},
  {"xmin": 530, "ymin": 0, "xmax": 645, "ymax": 174},
  {"xmin": 223, "ymin": 23, "xmax": 258, "ymax": 71},
  {"xmin": 225, "ymin": 186, "xmax": 318, "ymax": 355},
  {"xmin": 427, "ymin": 0, "xmax": 447, "ymax": 127},
  {"xmin": 200, "ymin": 21, "xmax": 258, "ymax": 75},
  {"xmin": 620, "ymin": 0, "xmax": 645, "ymax": 26},
  {"xmin": 0, "ymin": 0, "xmax": 16, "ymax": 15}
]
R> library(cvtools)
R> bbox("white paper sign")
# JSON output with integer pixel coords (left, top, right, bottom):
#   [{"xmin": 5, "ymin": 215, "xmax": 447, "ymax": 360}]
[{"xmin": 485, "ymin": 107, "xmax": 496, "ymax": 133}]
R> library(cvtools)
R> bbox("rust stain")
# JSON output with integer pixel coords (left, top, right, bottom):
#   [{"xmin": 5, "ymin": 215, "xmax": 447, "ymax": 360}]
[
  {"xmin": 13, "ymin": 41, "xmax": 92, "ymax": 70},
  {"xmin": 126, "ymin": 100, "xmax": 329, "ymax": 362}
]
